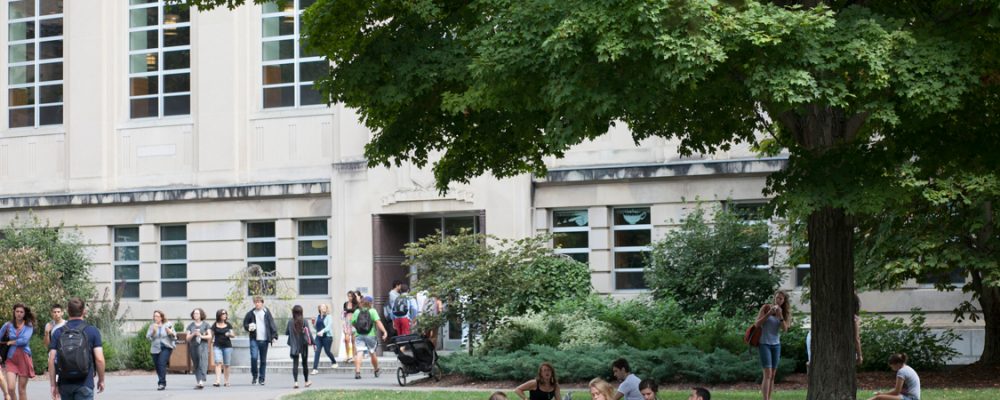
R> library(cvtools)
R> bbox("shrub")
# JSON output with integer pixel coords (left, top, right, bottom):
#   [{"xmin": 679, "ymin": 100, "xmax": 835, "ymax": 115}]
[
  {"xmin": 30, "ymin": 334, "xmax": 48, "ymax": 375},
  {"xmin": 0, "ymin": 213, "xmax": 95, "ymax": 301},
  {"xmin": 0, "ymin": 247, "xmax": 67, "ymax": 325},
  {"xmin": 130, "ymin": 322, "xmax": 154, "ymax": 371},
  {"xmin": 860, "ymin": 309, "xmax": 959, "ymax": 371}
]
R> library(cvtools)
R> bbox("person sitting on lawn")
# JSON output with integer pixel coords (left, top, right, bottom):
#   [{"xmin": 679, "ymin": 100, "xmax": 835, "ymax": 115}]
[
  {"xmin": 867, "ymin": 353, "xmax": 920, "ymax": 400},
  {"xmin": 638, "ymin": 379, "xmax": 658, "ymax": 400},
  {"xmin": 688, "ymin": 387, "xmax": 711, "ymax": 400}
]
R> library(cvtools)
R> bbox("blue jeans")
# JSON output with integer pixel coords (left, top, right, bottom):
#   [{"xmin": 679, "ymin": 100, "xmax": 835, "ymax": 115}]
[
  {"xmin": 312, "ymin": 335, "xmax": 335, "ymax": 369},
  {"xmin": 152, "ymin": 348, "xmax": 172, "ymax": 386},
  {"xmin": 759, "ymin": 343, "xmax": 781, "ymax": 369},
  {"xmin": 58, "ymin": 384, "xmax": 94, "ymax": 400},
  {"xmin": 249, "ymin": 340, "xmax": 270, "ymax": 381}
]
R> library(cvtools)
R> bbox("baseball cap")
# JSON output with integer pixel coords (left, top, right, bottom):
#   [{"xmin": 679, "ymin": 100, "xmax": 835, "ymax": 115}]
[{"xmin": 363, "ymin": 295, "xmax": 374, "ymax": 302}]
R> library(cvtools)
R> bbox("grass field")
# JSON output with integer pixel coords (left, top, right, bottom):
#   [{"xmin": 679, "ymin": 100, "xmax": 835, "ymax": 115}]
[{"xmin": 285, "ymin": 388, "xmax": 998, "ymax": 400}]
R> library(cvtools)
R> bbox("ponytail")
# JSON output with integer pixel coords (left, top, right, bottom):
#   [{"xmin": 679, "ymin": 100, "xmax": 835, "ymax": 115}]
[{"xmin": 888, "ymin": 353, "xmax": 907, "ymax": 365}]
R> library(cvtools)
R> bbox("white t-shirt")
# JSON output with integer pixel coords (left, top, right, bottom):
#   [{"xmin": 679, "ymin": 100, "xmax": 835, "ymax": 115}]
[
  {"xmin": 253, "ymin": 309, "xmax": 266, "ymax": 341},
  {"xmin": 618, "ymin": 374, "xmax": 643, "ymax": 400}
]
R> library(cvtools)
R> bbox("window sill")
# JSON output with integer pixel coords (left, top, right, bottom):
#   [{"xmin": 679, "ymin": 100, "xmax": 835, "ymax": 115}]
[
  {"xmin": 249, "ymin": 105, "xmax": 334, "ymax": 121},
  {"xmin": 118, "ymin": 116, "xmax": 194, "ymax": 131},
  {"xmin": 1, "ymin": 125, "xmax": 65, "ymax": 138}
]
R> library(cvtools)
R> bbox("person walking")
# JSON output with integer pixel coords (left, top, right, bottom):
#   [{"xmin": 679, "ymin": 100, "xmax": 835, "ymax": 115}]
[
  {"xmin": 351, "ymin": 295, "xmax": 388, "ymax": 379},
  {"xmin": 286, "ymin": 305, "xmax": 314, "ymax": 388},
  {"xmin": 589, "ymin": 378, "xmax": 616, "ymax": 400},
  {"xmin": 145, "ymin": 310, "xmax": 176, "ymax": 391},
  {"xmin": 242, "ymin": 296, "xmax": 278, "ymax": 386},
  {"xmin": 1, "ymin": 304, "xmax": 35, "ymax": 400},
  {"xmin": 514, "ymin": 362, "xmax": 561, "ymax": 400},
  {"xmin": 48, "ymin": 297, "xmax": 105, "ymax": 400},
  {"xmin": 211, "ymin": 309, "xmax": 235, "ymax": 387},
  {"xmin": 866, "ymin": 353, "xmax": 920, "ymax": 400},
  {"xmin": 754, "ymin": 290, "xmax": 791, "ymax": 400},
  {"xmin": 186, "ymin": 308, "xmax": 211, "ymax": 389},
  {"xmin": 611, "ymin": 358, "xmax": 642, "ymax": 400},
  {"xmin": 310, "ymin": 303, "xmax": 335, "ymax": 375},
  {"xmin": 341, "ymin": 291, "xmax": 360, "ymax": 363},
  {"xmin": 43, "ymin": 303, "xmax": 65, "ymax": 347}
]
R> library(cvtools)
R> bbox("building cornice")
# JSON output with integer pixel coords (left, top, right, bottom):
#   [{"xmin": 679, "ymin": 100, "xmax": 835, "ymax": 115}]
[
  {"xmin": 0, "ymin": 180, "xmax": 331, "ymax": 210},
  {"xmin": 536, "ymin": 156, "xmax": 789, "ymax": 184}
]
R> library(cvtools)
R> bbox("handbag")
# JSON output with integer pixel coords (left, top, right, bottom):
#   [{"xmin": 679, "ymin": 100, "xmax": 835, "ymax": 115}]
[{"xmin": 744, "ymin": 325, "xmax": 762, "ymax": 347}]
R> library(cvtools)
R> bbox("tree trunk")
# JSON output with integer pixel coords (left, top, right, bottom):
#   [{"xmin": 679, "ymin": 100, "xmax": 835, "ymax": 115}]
[
  {"xmin": 977, "ymin": 282, "xmax": 1000, "ymax": 364},
  {"xmin": 807, "ymin": 207, "xmax": 858, "ymax": 400}
]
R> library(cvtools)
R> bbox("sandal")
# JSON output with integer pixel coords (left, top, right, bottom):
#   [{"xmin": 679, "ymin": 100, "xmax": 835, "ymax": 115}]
[
  {"xmin": 354, "ymin": 372, "xmax": 361, "ymax": 379},
  {"xmin": 373, "ymin": 367, "xmax": 381, "ymax": 377},
  {"xmin": 305, "ymin": 381, "xmax": 312, "ymax": 388},
  {"xmin": 213, "ymin": 382, "xmax": 220, "ymax": 387},
  {"xmin": 224, "ymin": 382, "xmax": 231, "ymax": 387}
]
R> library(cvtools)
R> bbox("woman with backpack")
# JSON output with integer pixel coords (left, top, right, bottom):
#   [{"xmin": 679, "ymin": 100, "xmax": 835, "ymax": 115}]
[
  {"xmin": 146, "ymin": 310, "xmax": 176, "ymax": 391},
  {"xmin": 754, "ymin": 290, "xmax": 791, "ymax": 400},
  {"xmin": 286, "ymin": 305, "xmax": 314, "ymax": 388},
  {"xmin": 1, "ymin": 304, "xmax": 35, "ymax": 400},
  {"xmin": 186, "ymin": 308, "xmax": 212, "ymax": 389},
  {"xmin": 351, "ymin": 295, "xmax": 388, "ymax": 380}
]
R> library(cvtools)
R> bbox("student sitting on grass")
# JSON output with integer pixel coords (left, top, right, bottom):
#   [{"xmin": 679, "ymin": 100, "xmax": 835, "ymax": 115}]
[{"xmin": 867, "ymin": 353, "xmax": 920, "ymax": 400}]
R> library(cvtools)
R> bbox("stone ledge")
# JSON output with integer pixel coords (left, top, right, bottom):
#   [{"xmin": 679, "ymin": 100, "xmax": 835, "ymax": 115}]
[
  {"xmin": 537, "ymin": 156, "xmax": 789, "ymax": 184},
  {"xmin": 0, "ymin": 180, "xmax": 331, "ymax": 210}
]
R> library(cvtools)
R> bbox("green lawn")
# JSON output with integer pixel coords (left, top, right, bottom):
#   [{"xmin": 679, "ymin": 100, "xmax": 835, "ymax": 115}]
[{"xmin": 285, "ymin": 388, "xmax": 998, "ymax": 400}]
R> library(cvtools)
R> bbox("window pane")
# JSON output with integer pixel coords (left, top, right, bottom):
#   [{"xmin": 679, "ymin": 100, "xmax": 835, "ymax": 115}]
[
  {"xmin": 614, "ymin": 230, "xmax": 651, "ymax": 247},
  {"xmin": 129, "ymin": 29, "xmax": 157, "ymax": 50},
  {"xmin": 9, "ymin": 88, "xmax": 34, "ymax": 107},
  {"xmin": 298, "ymin": 240, "xmax": 327, "ymax": 256},
  {"xmin": 262, "ymin": 15, "xmax": 294, "ymax": 37},
  {"xmin": 413, "ymin": 218, "xmax": 440, "ymax": 241},
  {"xmin": 161, "ymin": 281, "xmax": 187, "ymax": 297},
  {"xmin": 299, "ymin": 279, "xmax": 328, "ymax": 295},
  {"xmin": 298, "ymin": 220, "xmax": 327, "ymax": 236},
  {"xmin": 8, "ymin": 1, "xmax": 35, "ymax": 19},
  {"xmin": 163, "ymin": 4, "xmax": 189, "ymax": 24},
  {"xmin": 614, "ymin": 251, "xmax": 648, "ymax": 270},
  {"xmin": 796, "ymin": 266, "xmax": 810, "ymax": 287},
  {"xmin": 566, "ymin": 253, "xmax": 589, "ymax": 263},
  {"xmin": 8, "ymin": 108, "xmax": 33, "ymax": 128},
  {"xmin": 298, "ymin": 260, "xmax": 327, "ymax": 276},
  {"xmin": 262, "ymin": 39, "xmax": 293, "ymax": 61},
  {"xmin": 554, "ymin": 231, "xmax": 588, "ymax": 249},
  {"xmin": 130, "ymin": 98, "xmax": 158, "ymax": 119},
  {"xmin": 38, "ymin": 84, "xmax": 61, "ymax": 103},
  {"xmin": 161, "ymin": 225, "xmax": 186, "ymax": 240},
  {"xmin": 114, "ymin": 265, "xmax": 139, "ymax": 280},
  {"xmin": 731, "ymin": 203, "xmax": 768, "ymax": 221},
  {"xmin": 39, "ymin": 105, "xmax": 61, "ymax": 125},
  {"xmin": 130, "ymin": 76, "xmax": 158, "ymax": 96},
  {"xmin": 553, "ymin": 210, "xmax": 588, "ymax": 227},
  {"xmin": 38, "ymin": 62, "xmax": 61, "ymax": 81},
  {"xmin": 163, "ymin": 49, "xmax": 190, "ymax": 70},
  {"xmin": 615, "ymin": 271, "xmax": 647, "ymax": 290},
  {"xmin": 130, "ymin": 6, "xmax": 157, "ymax": 28},
  {"xmin": 299, "ymin": 0, "xmax": 316, "ymax": 10},
  {"xmin": 247, "ymin": 222, "xmax": 275, "ymax": 238},
  {"xmin": 118, "ymin": 282, "xmax": 139, "ymax": 298},
  {"xmin": 8, "ymin": 21, "xmax": 34, "ymax": 40},
  {"xmin": 163, "ymin": 95, "xmax": 190, "ymax": 116},
  {"xmin": 300, "ymin": 84, "xmax": 322, "ymax": 105},
  {"xmin": 299, "ymin": 61, "xmax": 327, "ymax": 82},
  {"xmin": 251, "ymin": 261, "xmax": 276, "ymax": 273},
  {"xmin": 8, "ymin": 65, "xmax": 33, "ymax": 85},
  {"xmin": 444, "ymin": 216, "xmax": 475, "ymax": 236},
  {"xmin": 163, "ymin": 26, "xmax": 189, "ymax": 47},
  {"xmin": 163, "ymin": 73, "xmax": 189, "ymax": 93},
  {"xmin": 115, "ymin": 227, "xmax": 140, "ymax": 242},
  {"xmin": 130, "ymin": 0, "xmax": 157, "ymax": 5},
  {"xmin": 130, "ymin": 53, "xmax": 157, "ymax": 73},
  {"xmin": 161, "ymin": 263, "xmax": 187, "ymax": 279},
  {"xmin": 248, "ymin": 242, "xmax": 276, "ymax": 258},
  {"xmin": 614, "ymin": 208, "xmax": 651, "ymax": 226},
  {"xmin": 262, "ymin": 63, "xmax": 295, "ymax": 85},
  {"xmin": 9, "ymin": 43, "xmax": 34, "ymax": 63},
  {"xmin": 299, "ymin": 40, "xmax": 320, "ymax": 58},
  {"xmin": 115, "ymin": 246, "xmax": 139, "ymax": 262},
  {"xmin": 39, "ymin": 40, "xmax": 62, "ymax": 59},
  {"xmin": 39, "ymin": 0, "xmax": 62, "ymax": 16},
  {"xmin": 262, "ymin": 86, "xmax": 294, "ymax": 108},
  {"xmin": 161, "ymin": 244, "xmax": 186, "ymax": 260},
  {"xmin": 39, "ymin": 18, "xmax": 62, "ymax": 37}
]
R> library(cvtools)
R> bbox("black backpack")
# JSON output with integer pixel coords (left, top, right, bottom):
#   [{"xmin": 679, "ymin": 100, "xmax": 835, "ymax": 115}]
[
  {"xmin": 391, "ymin": 296, "xmax": 410, "ymax": 317},
  {"xmin": 56, "ymin": 322, "xmax": 93, "ymax": 380},
  {"xmin": 353, "ymin": 308, "xmax": 374, "ymax": 335}
]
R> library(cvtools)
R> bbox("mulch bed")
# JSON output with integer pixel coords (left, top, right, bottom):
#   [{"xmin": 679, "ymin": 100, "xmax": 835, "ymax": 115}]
[{"xmin": 412, "ymin": 363, "xmax": 1000, "ymax": 391}]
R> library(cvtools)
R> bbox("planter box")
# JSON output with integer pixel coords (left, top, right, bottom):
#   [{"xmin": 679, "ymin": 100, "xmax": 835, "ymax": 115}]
[{"xmin": 167, "ymin": 332, "xmax": 215, "ymax": 373}]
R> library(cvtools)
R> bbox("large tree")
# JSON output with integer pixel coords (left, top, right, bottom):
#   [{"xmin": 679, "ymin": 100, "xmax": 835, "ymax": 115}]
[{"xmin": 186, "ymin": 1, "xmax": 999, "ymax": 398}]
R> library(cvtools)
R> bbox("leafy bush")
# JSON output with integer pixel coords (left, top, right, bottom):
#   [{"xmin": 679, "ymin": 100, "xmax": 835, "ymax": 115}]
[
  {"xmin": 0, "ymin": 247, "xmax": 67, "ymax": 326},
  {"xmin": 0, "ymin": 213, "xmax": 95, "ymax": 300},
  {"xmin": 860, "ymin": 309, "xmax": 959, "ymax": 371},
  {"xmin": 441, "ymin": 344, "xmax": 796, "ymax": 384},
  {"xmin": 30, "ymin": 334, "xmax": 48, "ymax": 375},
  {"xmin": 130, "ymin": 322, "xmax": 154, "ymax": 371}
]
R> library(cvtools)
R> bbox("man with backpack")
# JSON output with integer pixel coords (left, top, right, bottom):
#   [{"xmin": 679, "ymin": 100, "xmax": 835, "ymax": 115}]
[
  {"xmin": 351, "ymin": 295, "xmax": 388, "ymax": 380},
  {"xmin": 390, "ymin": 284, "xmax": 418, "ymax": 336},
  {"xmin": 48, "ymin": 297, "xmax": 104, "ymax": 400}
]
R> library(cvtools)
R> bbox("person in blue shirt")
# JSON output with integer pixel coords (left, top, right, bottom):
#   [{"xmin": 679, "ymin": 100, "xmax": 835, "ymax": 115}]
[
  {"xmin": 1, "ymin": 303, "xmax": 36, "ymax": 400},
  {"xmin": 48, "ymin": 297, "xmax": 105, "ymax": 400},
  {"xmin": 310, "ymin": 303, "xmax": 336, "ymax": 375}
]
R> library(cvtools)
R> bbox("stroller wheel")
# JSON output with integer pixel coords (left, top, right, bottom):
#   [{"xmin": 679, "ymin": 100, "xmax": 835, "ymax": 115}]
[
  {"xmin": 431, "ymin": 362, "xmax": 442, "ymax": 382},
  {"xmin": 396, "ymin": 367, "xmax": 407, "ymax": 386}
]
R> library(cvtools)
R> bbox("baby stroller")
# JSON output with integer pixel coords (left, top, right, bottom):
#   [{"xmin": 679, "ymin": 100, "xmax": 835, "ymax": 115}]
[{"xmin": 386, "ymin": 334, "xmax": 441, "ymax": 386}]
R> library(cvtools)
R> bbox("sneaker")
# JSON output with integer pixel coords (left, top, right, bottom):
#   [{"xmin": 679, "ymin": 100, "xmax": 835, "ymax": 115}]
[
  {"xmin": 310, "ymin": 369, "xmax": 319, "ymax": 375},
  {"xmin": 354, "ymin": 372, "xmax": 361, "ymax": 379},
  {"xmin": 373, "ymin": 367, "xmax": 381, "ymax": 377},
  {"xmin": 293, "ymin": 382, "xmax": 299, "ymax": 389},
  {"xmin": 305, "ymin": 381, "xmax": 312, "ymax": 388},
  {"xmin": 259, "ymin": 379, "xmax": 266, "ymax": 386},
  {"xmin": 157, "ymin": 385, "xmax": 165, "ymax": 391},
  {"xmin": 252, "ymin": 379, "xmax": 257, "ymax": 385}
]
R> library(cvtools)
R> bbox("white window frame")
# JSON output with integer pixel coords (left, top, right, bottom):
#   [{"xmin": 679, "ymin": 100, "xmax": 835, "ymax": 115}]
[
  {"xmin": 551, "ymin": 209, "xmax": 590, "ymax": 263},
  {"xmin": 127, "ymin": 0, "xmax": 191, "ymax": 119},
  {"xmin": 7, "ymin": 0, "xmax": 64, "ymax": 128},
  {"xmin": 612, "ymin": 207, "xmax": 652, "ymax": 291},
  {"xmin": 113, "ymin": 226, "xmax": 140, "ymax": 299},
  {"xmin": 260, "ymin": 0, "xmax": 324, "ymax": 109},
  {"xmin": 159, "ymin": 224, "xmax": 187, "ymax": 298},
  {"xmin": 246, "ymin": 221, "xmax": 277, "ymax": 295},
  {"xmin": 296, "ymin": 219, "xmax": 329, "ymax": 296},
  {"xmin": 795, "ymin": 264, "xmax": 810, "ymax": 288},
  {"xmin": 728, "ymin": 201, "xmax": 772, "ymax": 269}
]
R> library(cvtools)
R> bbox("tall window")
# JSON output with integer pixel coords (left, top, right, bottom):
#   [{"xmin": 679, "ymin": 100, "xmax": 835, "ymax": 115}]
[
  {"xmin": 7, "ymin": 0, "xmax": 63, "ymax": 128},
  {"xmin": 113, "ymin": 227, "xmax": 140, "ymax": 298},
  {"xmin": 297, "ymin": 220, "xmax": 328, "ymax": 295},
  {"xmin": 159, "ymin": 225, "xmax": 187, "ymax": 298},
  {"xmin": 261, "ymin": 0, "xmax": 324, "ymax": 108},
  {"xmin": 730, "ymin": 202, "xmax": 771, "ymax": 268},
  {"xmin": 246, "ymin": 221, "xmax": 276, "ymax": 294},
  {"xmin": 612, "ymin": 207, "xmax": 651, "ymax": 290},
  {"xmin": 552, "ymin": 210, "xmax": 589, "ymax": 263},
  {"xmin": 128, "ymin": 0, "xmax": 191, "ymax": 118}
]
